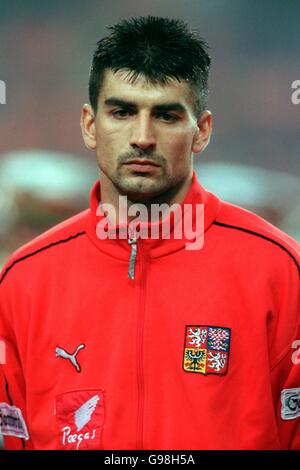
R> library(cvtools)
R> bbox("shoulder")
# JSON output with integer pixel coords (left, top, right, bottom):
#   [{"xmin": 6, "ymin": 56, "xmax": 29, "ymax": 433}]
[
  {"xmin": 0, "ymin": 209, "xmax": 89, "ymax": 286},
  {"xmin": 213, "ymin": 199, "xmax": 300, "ymax": 276}
]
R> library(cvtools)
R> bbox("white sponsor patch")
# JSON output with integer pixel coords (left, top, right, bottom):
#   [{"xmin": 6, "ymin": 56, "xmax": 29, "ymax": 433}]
[
  {"xmin": 281, "ymin": 388, "xmax": 300, "ymax": 420},
  {"xmin": 0, "ymin": 403, "xmax": 29, "ymax": 439}
]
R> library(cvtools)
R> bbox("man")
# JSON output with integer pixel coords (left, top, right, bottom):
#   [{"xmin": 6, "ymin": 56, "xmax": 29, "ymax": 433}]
[{"xmin": 0, "ymin": 16, "xmax": 299, "ymax": 450}]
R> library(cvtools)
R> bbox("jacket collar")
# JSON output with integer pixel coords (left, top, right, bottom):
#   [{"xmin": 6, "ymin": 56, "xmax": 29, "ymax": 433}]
[{"xmin": 85, "ymin": 171, "xmax": 221, "ymax": 260}]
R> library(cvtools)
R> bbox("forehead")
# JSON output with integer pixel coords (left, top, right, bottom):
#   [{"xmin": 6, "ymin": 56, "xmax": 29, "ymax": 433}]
[{"xmin": 98, "ymin": 69, "xmax": 194, "ymax": 109}]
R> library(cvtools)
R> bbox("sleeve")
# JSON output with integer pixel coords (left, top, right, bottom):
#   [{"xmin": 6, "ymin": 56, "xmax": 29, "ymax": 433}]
[
  {"xmin": 0, "ymin": 266, "xmax": 30, "ymax": 450},
  {"xmin": 271, "ymin": 330, "xmax": 300, "ymax": 450},
  {"xmin": 270, "ymin": 263, "xmax": 300, "ymax": 450}
]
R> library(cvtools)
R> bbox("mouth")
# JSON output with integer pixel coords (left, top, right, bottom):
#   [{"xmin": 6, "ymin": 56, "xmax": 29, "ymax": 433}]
[{"xmin": 124, "ymin": 160, "xmax": 160, "ymax": 173}]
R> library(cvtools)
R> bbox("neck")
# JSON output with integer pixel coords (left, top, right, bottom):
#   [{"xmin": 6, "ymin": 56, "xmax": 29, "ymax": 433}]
[{"xmin": 99, "ymin": 171, "xmax": 193, "ymax": 225}]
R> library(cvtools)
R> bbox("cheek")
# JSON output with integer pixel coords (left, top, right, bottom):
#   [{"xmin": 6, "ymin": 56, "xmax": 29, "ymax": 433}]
[
  {"xmin": 96, "ymin": 123, "xmax": 119, "ymax": 145},
  {"xmin": 94, "ymin": 129, "xmax": 116, "ymax": 170},
  {"xmin": 95, "ymin": 126, "xmax": 120, "ymax": 155},
  {"xmin": 96, "ymin": 120, "xmax": 132, "ymax": 154},
  {"xmin": 163, "ymin": 130, "xmax": 194, "ymax": 159}
]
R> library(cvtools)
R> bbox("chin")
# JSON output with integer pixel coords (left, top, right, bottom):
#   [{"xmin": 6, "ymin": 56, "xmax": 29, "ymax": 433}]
[{"xmin": 118, "ymin": 178, "xmax": 166, "ymax": 201}]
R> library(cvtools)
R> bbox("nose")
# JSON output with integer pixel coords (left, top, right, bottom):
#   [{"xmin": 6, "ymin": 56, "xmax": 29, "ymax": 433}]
[{"xmin": 129, "ymin": 113, "xmax": 156, "ymax": 151}]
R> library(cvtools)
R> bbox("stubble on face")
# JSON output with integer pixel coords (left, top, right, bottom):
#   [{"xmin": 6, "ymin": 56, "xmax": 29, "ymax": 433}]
[
  {"xmin": 109, "ymin": 149, "xmax": 187, "ymax": 204},
  {"xmin": 95, "ymin": 70, "xmax": 196, "ymax": 205}
]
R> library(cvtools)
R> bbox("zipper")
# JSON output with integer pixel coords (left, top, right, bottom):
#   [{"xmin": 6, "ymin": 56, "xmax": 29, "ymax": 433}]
[
  {"xmin": 128, "ymin": 237, "xmax": 137, "ymax": 280},
  {"xmin": 136, "ymin": 244, "xmax": 147, "ymax": 450},
  {"xmin": 128, "ymin": 236, "xmax": 148, "ymax": 449}
]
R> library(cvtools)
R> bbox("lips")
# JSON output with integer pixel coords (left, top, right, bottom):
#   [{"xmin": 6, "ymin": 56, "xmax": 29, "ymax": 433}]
[
  {"xmin": 125, "ymin": 160, "xmax": 160, "ymax": 167},
  {"xmin": 124, "ymin": 160, "xmax": 160, "ymax": 173}
]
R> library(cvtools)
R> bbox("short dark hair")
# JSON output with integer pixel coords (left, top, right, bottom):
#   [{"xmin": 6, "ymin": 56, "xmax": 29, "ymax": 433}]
[{"xmin": 89, "ymin": 16, "xmax": 211, "ymax": 116}]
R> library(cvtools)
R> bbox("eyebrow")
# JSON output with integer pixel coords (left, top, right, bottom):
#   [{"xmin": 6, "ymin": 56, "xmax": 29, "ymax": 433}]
[
  {"xmin": 104, "ymin": 97, "xmax": 187, "ymax": 114},
  {"xmin": 104, "ymin": 98, "xmax": 136, "ymax": 109}
]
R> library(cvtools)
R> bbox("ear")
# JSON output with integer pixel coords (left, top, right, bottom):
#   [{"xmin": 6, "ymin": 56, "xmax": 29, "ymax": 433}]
[
  {"xmin": 80, "ymin": 104, "xmax": 97, "ymax": 150},
  {"xmin": 192, "ymin": 110, "xmax": 212, "ymax": 154}
]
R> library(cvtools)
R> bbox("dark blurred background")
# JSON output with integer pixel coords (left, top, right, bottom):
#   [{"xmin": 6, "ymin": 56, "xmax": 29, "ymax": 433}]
[{"xmin": 0, "ymin": 0, "xmax": 300, "ymax": 270}]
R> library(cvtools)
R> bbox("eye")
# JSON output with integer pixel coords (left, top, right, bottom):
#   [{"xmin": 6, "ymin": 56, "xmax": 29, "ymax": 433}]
[
  {"xmin": 156, "ymin": 112, "xmax": 179, "ymax": 123},
  {"xmin": 111, "ymin": 109, "xmax": 133, "ymax": 119}
]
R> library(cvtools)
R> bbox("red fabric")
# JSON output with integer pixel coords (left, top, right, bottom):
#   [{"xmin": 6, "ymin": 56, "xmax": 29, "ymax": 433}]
[
  {"xmin": 55, "ymin": 389, "xmax": 105, "ymax": 450},
  {"xmin": 0, "ymin": 172, "xmax": 299, "ymax": 449}
]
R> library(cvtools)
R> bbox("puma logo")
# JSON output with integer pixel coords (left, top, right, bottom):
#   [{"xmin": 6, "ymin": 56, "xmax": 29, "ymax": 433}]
[{"xmin": 55, "ymin": 344, "xmax": 85, "ymax": 372}]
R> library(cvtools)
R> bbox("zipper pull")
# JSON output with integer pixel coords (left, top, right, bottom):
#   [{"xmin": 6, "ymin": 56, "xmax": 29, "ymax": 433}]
[{"xmin": 128, "ymin": 237, "xmax": 137, "ymax": 280}]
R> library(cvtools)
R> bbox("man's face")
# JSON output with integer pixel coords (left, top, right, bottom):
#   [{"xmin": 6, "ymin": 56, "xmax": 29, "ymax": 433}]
[{"xmin": 81, "ymin": 69, "xmax": 211, "ymax": 202}]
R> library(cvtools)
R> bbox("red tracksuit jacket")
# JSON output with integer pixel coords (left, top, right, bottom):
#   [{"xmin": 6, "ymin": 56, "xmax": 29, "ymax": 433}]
[{"xmin": 0, "ymin": 172, "xmax": 300, "ymax": 450}]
